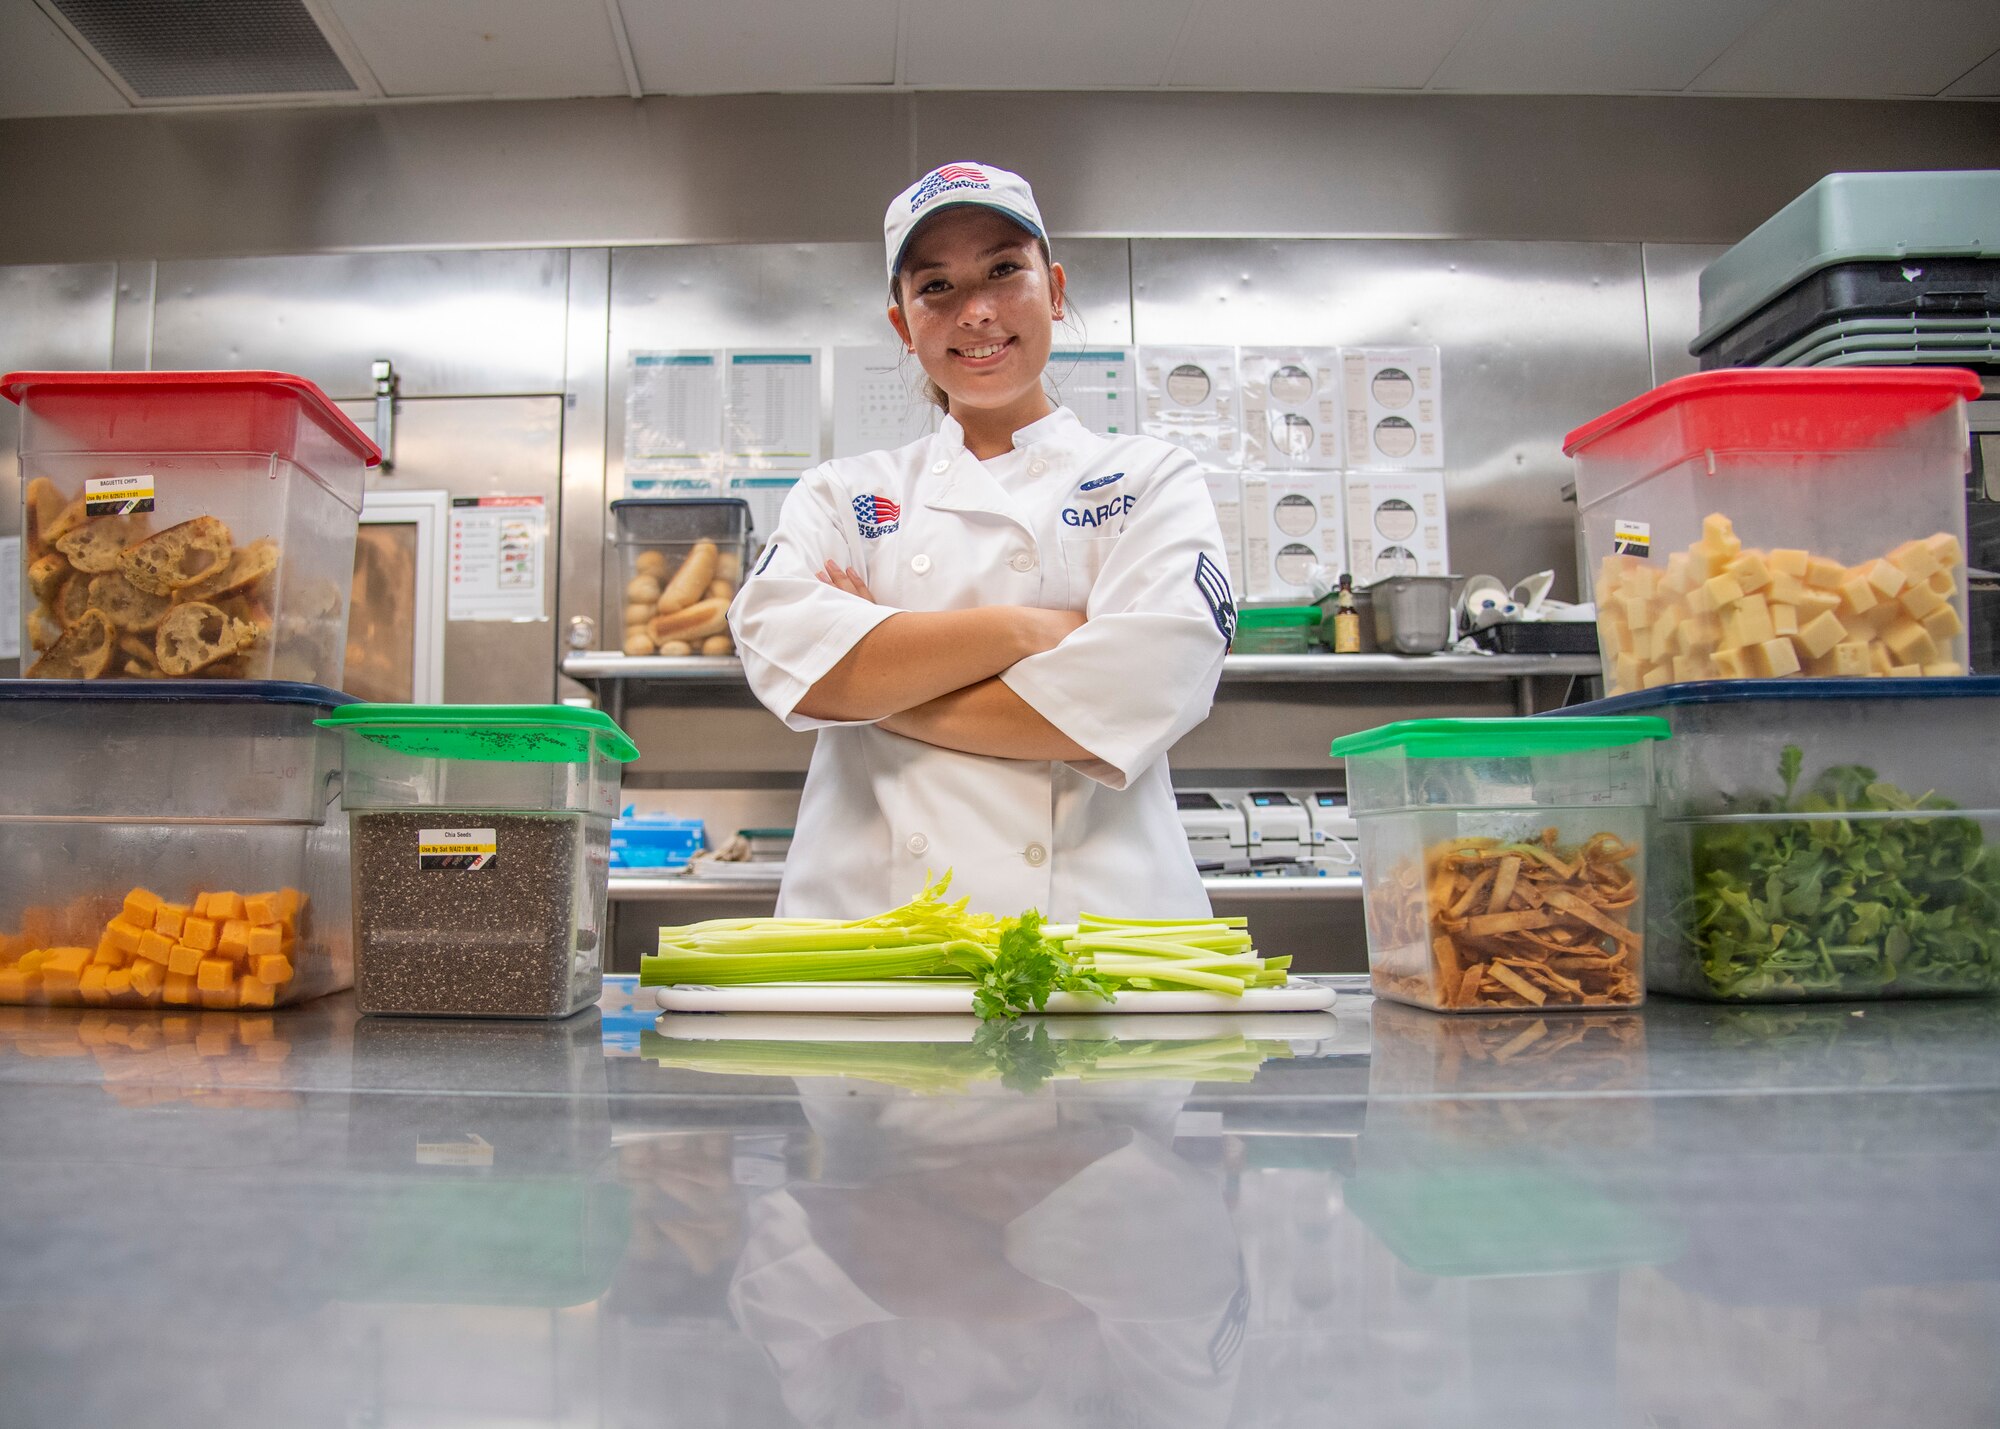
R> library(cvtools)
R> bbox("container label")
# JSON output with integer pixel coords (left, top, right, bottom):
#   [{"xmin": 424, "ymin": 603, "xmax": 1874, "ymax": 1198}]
[
  {"xmin": 418, "ymin": 827, "xmax": 497, "ymax": 872},
  {"xmin": 84, "ymin": 474, "xmax": 155, "ymax": 517},
  {"xmin": 1612, "ymin": 519, "xmax": 1651, "ymax": 557}
]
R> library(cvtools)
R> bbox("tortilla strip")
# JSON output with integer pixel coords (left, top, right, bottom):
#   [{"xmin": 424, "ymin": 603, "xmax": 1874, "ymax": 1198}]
[
  {"xmin": 1545, "ymin": 889, "xmax": 1644, "ymax": 949},
  {"xmin": 1459, "ymin": 909, "xmax": 1555, "ymax": 938},
  {"xmin": 1489, "ymin": 855, "xmax": 1522, "ymax": 913},
  {"xmin": 1485, "ymin": 961, "xmax": 1548, "ymax": 1005}
]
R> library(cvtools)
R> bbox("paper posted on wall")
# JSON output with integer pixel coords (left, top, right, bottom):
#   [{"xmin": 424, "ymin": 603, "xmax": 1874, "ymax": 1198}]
[
  {"xmin": 726, "ymin": 473, "xmax": 799, "ymax": 549},
  {"xmin": 1242, "ymin": 471, "xmax": 1345, "ymax": 602},
  {"xmin": 1139, "ymin": 346, "xmax": 1240, "ymax": 463},
  {"xmin": 449, "ymin": 495, "xmax": 548, "ymax": 622},
  {"xmin": 1240, "ymin": 348, "xmax": 1342, "ymax": 471},
  {"xmin": 1199, "ymin": 470, "xmax": 1247, "ymax": 598},
  {"xmin": 832, "ymin": 346, "xmax": 935, "ymax": 458},
  {"xmin": 1050, "ymin": 348, "xmax": 1139, "ymax": 436},
  {"xmin": 725, "ymin": 351, "xmax": 820, "ymax": 469},
  {"xmin": 1346, "ymin": 471, "xmax": 1449, "ymax": 579},
  {"xmin": 626, "ymin": 351, "xmax": 724, "ymax": 473},
  {"xmin": 1341, "ymin": 347, "xmax": 1444, "ymax": 471}
]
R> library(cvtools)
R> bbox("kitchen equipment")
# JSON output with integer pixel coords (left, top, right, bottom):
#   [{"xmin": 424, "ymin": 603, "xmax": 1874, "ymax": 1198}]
[
  {"xmin": 1176, "ymin": 789, "xmax": 1247, "ymax": 872},
  {"xmin": 1692, "ymin": 171, "xmax": 2000, "ymax": 372},
  {"xmin": 0, "ymin": 680, "xmax": 355, "ymax": 1008},
  {"xmin": 603, "ymin": 497, "xmax": 752, "ymax": 657},
  {"xmin": 1561, "ymin": 678, "xmax": 2000, "ymax": 1002},
  {"xmin": 318, "ymin": 703, "xmax": 638, "ymax": 1019},
  {"xmin": 1565, "ymin": 368, "xmax": 1980, "ymax": 694},
  {"xmin": 1241, "ymin": 789, "xmax": 1319, "ymax": 863},
  {"xmin": 7, "ymin": 370, "xmax": 377, "ymax": 685},
  {"xmin": 1368, "ymin": 573, "xmax": 1461, "ymax": 654},
  {"xmin": 1331, "ymin": 717, "xmax": 1669, "ymax": 1013}
]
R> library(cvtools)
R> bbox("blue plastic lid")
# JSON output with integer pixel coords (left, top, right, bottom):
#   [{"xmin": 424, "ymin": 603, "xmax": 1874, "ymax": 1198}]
[
  {"xmin": 1563, "ymin": 677, "xmax": 2000, "ymax": 716},
  {"xmin": 0, "ymin": 679, "xmax": 356, "ymax": 709}
]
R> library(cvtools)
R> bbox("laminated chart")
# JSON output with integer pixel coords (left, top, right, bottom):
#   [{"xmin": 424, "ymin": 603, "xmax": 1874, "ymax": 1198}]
[
  {"xmin": 1241, "ymin": 347, "xmax": 1342, "ymax": 470},
  {"xmin": 1341, "ymin": 347, "xmax": 1444, "ymax": 471}
]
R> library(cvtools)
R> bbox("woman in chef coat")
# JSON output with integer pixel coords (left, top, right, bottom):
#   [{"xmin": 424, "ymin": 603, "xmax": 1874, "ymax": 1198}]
[{"xmin": 731, "ymin": 162, "xmax": 1235, "ymax": 921}]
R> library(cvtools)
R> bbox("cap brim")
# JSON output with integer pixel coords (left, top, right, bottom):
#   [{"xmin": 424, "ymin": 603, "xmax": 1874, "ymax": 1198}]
[{"xmin": 889, "ymin": 201, "xmax": 1048, "ymax": 279}]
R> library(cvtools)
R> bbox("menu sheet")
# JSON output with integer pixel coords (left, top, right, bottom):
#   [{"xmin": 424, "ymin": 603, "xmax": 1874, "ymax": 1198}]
[{"xmin": 448, "ymin": 495, "xmax": 547, "ymax": 623}]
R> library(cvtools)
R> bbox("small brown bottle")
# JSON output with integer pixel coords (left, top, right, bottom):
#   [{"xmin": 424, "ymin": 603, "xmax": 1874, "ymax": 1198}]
[{"xmin": 1333, "ymin": 573, "xmax": 1362, "ymax": 654}]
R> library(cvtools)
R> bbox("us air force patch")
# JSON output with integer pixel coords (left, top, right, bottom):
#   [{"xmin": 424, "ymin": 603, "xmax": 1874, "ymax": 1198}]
[{"xmin": 1194, "ymin": 552, "xmax": 1236, "ymax": 642}]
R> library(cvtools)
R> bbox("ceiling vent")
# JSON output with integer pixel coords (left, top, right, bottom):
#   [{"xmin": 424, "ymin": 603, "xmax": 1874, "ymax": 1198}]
[{"xmin": 41, "ymin": 0, "xmax": 359, "ymax": 102}]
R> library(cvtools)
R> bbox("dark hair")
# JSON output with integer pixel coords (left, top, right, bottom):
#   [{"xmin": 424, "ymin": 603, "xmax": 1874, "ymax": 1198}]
[{"xmin": 890, "ymin": 231, "xmax": 1059, "ymax": 414}]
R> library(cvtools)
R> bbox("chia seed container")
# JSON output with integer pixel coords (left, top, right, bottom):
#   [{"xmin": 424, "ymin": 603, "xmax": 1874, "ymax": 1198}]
[{"xmin": 317, "ymin": 704, "xmax": 638, "ymax": 1019}]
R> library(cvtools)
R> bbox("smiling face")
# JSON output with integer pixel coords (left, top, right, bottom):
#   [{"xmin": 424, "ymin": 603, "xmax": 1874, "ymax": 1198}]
[{"xmin": 888, "ymin": 206, "xmax": 1066, "ymax": 428}]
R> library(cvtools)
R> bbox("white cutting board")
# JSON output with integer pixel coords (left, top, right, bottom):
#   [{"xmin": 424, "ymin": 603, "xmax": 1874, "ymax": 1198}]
[
  {"xmin": 655, "ymin": 1009, "xmax": 1344, "ymax": 1044},
  {"xmin": 653, "ymin": 978, "xmax": 1336, "ymax": 1016}
]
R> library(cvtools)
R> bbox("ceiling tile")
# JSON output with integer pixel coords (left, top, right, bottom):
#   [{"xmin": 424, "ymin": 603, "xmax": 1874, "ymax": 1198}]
[
  {"xmin": 906, "ymin": 0, "xmax": 1189, "ymax": 88},
  {"xmin": 324, "ymin": 0, "xmax": 628, "ymax": 98},
  {"xmin": 1692, "ymin": 0, "xmax": 2000, "ymax": 96},
  {"xmin": 1430, "ymin": 0, "xmax": 1780, "ymax": 93},
  {"xmin": 0, "ymin": 0, "xmax": 130, "ymax": 116},
  {"xmin": 1944, "ymin": 47, "xmax": 2000, "ymax": 97},
  {"xmin": 1169, "ymin": 0, "xmax": 1487, "ymax": 90},
  {"xmin": 621, "ymin": 0, "xmax": 897, "ymax": 92}
]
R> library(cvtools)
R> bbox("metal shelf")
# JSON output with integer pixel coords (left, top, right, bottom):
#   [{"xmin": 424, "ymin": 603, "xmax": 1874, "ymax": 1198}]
[
  {"xmin": 610, "ymin": 873, "xmax": 1362, "ymax": 902},
  {"xmin": 566, "ymin": 652, "xmax": 1599, "ymax": 685}
]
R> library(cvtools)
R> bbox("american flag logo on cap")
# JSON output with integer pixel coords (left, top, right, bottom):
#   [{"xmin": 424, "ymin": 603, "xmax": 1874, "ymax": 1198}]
[
  {"xmin": 853, "ymin": 493, "xmax": 901, "ymax": 539},
  {"xmin": 935, "ymin": 164, "xmax": 985, "ymax": 183}
]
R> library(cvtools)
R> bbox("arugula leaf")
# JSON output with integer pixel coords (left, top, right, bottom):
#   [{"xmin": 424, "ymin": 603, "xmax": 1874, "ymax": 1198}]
[{"xmin": 1682, "ymin": 747, "xmax": 2000, "ymax": 1000}]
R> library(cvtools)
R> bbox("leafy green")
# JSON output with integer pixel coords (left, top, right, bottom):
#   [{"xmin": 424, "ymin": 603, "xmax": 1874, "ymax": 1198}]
[
  {"xmin": 1682, "ymin": 745, "xmax": 2000, "ymax": 1000},
  {"xmin": 971, "ymin": 909, "xmax": 1115, "ymax": 1020}
]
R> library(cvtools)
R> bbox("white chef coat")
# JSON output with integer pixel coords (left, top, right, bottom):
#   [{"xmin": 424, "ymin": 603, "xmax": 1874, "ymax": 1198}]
[{"xmin": 731, "ymin": 405, "xmax": 1233, "ymax": 921}]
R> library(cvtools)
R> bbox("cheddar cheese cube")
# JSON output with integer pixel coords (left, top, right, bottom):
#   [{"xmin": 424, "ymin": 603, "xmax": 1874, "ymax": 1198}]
[
  {"xmin": 104, "ymin": 919, "xmax": 144, "ymax": 955},
  {"xmin": 200, "ymin": 984, "xmax": 240, "ymax": 1010},
  {"xmin": 1887, "ymin": 538, "xmax": 1942, "ymax": 583},
  {"xmin": 218, "ymin": 920, "xmax": 252, "ymax": 959},
  {"xmin": 162, "ymin": 972, "xmax": 194, "ymax": 1006},
  {"xmin": 238, "ymin": 975, "xmax": 276, "ymax": 1009},
  {"xmin": 136, "ymin": 930, "xmax": 173, "ymax": 966},
  {"xmin": 1804, "ymin": 556, "xmax": 1847, "ymax": 590},
  {"xmin": 1861, "ymin": 558, "xmax": 1907, "ymax": 600},
  {"xmin": 128, "ymin": 960, "xmax": 163, "ymax": 1001},
  {"xmin": 43, "ymin": 946, "xmax": 89, "ymax": 976},
  {"xmin": 0, "ymin": 970, "xmax": 30, "ymax": 1003},
  {"xmin": 103, "ymin": 968, "xmax": 132, "ymax": 998},
  {"xmin": 121, "ymin": 888, "xmax": 162, "ymax": 926},
  {"xmin": 205, "ymin": 891, "xmax": 245, "ymax": 923},
  {"xmin": 152, "ymin": 903, "xmax": 189, "ymax": 939},
  {"xmin": 79, "ymin": 965, "xmax": 110, "ymax": 1004},
  {"xmin": 167, "ymin": 943, "xmax": 204, "ymax": 977},
  {"xmin": 1769, "ymin": 548, "xmax": 1810, "ymax": 578},
  {"xmin": 1725, "ymin": 552, "xmax": 1772, "ymax": 593},
  {"xmin": 244, "ymin": 894, "xmax": 279, "ymax": 927},
  {"xmin": 276, "ymin": 890, "xmax": 303, "ymax": 922},
  {"xmin": 181, "ymin": 916, "xmax": 218, "ymax": 953},
  {"xmin": 195, "ymin": 958, "xmax": 234, "ymax": 993},
  {"xmin": 246, "ymin": 925, "xmax": 282, "ymax": 960},
  {"xmin": 1899, "ymin": 580, "xmax": 1946, "ymax": 620},
  {"xmin": 252, "ymin": 953, "xmax": 293, "ymax": 986},
  {"xmin": 94, "ymin": 930, "xmax": 126, "ymax": 966},
  {"xmin": 17, "ymin": 948, "xmax": 49, "ymax": 975},
  {"xmin": 1796, "ymin": 610, "xmax": 1848, "ymax": 660}
]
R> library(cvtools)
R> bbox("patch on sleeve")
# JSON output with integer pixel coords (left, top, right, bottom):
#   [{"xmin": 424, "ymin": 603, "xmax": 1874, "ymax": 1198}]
[{"xmin": 1194, "ymin": 552, "xmax": 1236, "ymax": 642}]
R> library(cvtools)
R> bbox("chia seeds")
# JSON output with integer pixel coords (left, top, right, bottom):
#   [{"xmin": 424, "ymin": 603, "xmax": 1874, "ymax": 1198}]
[{"xmin": 350, "ymin": 811, "xmax": 607, "ymax": 1018}]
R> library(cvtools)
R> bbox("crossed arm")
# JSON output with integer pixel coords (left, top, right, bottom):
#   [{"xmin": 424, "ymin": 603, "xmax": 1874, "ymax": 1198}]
[{"xmin": 793, "ymin": 561, "xmax": 1093, "ymax": 762}]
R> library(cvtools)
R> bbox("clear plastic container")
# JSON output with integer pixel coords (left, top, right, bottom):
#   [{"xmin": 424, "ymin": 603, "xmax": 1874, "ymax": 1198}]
[
  {"xmin": 1367, "ymin": 574, "xmax": 1460, "ymax": 654},
  {"xmin": 0, "ymin": 681, "xmax": 355, "ymax": 1009},
  {"xmin": 604, "ymin": 498, "xmax": 752, "ymax": 658},
  {"xmin": 1562, "ymin": 678, "xmax": 2000, "ymax": 1002},
  {"xmin": 4, "ymin": 371, "xmax": 379, "ymax": 686},
  {"xmin": 1231, "ymin": 605, "xmax": 1323, "ymax": 653},
  {"xmin": 318, "ymin": 704, "xmax": 638, "ymax": 1019},
  {"xmin": 1563, "ymin": 369, "xmax": 1980, "ymax": 696},
  {"xmin": 1330, "ymin": 717, "xmax": 1670, "ymax": 1013}
]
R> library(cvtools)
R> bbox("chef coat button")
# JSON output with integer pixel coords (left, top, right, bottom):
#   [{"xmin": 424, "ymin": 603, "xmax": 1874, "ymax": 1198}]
[
  {"xmin": 1010, "ymin": 551, "xmax": 1035, "ymax": 573},
  {"xmin": 907, "ymin": 833, "xmax": 930, "ymax": 856},
  {"xmin": 1027, "ymin": 459, "xmax": 1048, "ymax": 477},
  {"xmin": 1024, "ymin": 843, "xmax": 1047, "ymax": 867},
  {"xmin": 930, "ymin": 459, "xmax": 951, "ymax": 474},
  {"xmin": 911, "ymin": 553, "xmax": 932, "ymax": 575}
]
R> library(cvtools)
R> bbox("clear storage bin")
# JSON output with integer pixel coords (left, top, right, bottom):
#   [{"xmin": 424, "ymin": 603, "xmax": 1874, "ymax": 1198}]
[
  {"xmin": 604, "ymin": 498, "xmax": 752, "ymax": 658},
  {"xmin": 5, "ymin": 370, "xmax": 378, "ymax": 686},
  {"xmin": 1331, "ymin": 718, "xmax": 1669, "ymax": 1012},
  {"xmin": 1562, "ymin": 679, "xmax": 2000, "ymax": 1002},
  {"xmin": 0, "ymin": 681, "xmax": 355, "ymax": 1009},
  {"xmin": 1563, "ymin": 369, "xmax": 1980, "ymax": 696},
  {"xmin": 318, "ymin": 704, "xmax": 638, "ymax": 1020}
]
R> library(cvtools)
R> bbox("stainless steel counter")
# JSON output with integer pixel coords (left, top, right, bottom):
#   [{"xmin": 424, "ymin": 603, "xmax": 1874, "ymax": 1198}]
[{"xmin": 3, "ymin": 979, "xmax": 1997, "ymax": 1427}]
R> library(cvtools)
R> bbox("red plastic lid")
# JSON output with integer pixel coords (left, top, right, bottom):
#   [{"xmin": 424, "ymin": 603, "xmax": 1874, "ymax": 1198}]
[
  {"xmin": 0, "ymin": 369, "xmax": 382, "ymax": 467},
  {"xmin": 1562, "ymin": 367, "xmax": 1983, "ymax": 459}
]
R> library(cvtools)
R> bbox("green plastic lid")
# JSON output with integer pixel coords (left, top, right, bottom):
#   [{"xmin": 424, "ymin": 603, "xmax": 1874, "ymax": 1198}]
[
  {"xmin": 1330, "ymin": 716, "xmax": 1670, "ymax": 760},
  {"xmin": 316, "ymin": 704, "xmax": 639, "ymax": 763},
  {"xmin": 1236, "ymin": 605, "xmax": 1321, "ymax": 628}
]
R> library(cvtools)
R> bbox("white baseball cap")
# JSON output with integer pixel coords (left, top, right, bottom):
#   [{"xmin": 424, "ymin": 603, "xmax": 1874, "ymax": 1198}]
[{"xmin": 884, "ymin": 162, "xmax": 1048, "ymax": 280}]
